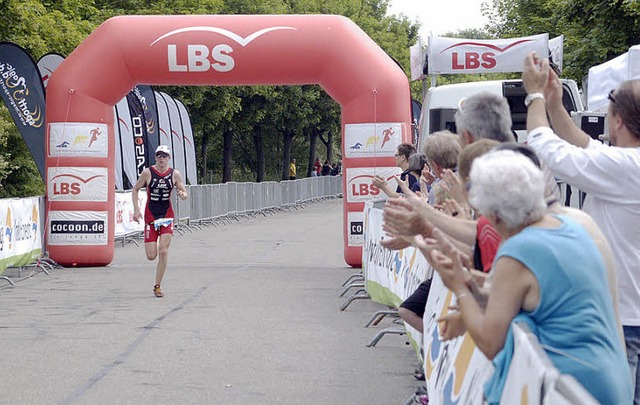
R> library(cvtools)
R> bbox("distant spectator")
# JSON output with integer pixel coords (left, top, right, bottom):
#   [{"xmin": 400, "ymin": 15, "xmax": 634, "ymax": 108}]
[
  {"xmin": 321, "ymin": 160, "xmax": 332, "ymax": 176},
  {"xmin": 289, "ymin": 158, "xmax": 296, "ymax": 180},
  {"xmin": 312, "ymin": 157, "xmax": 321, "ymax": 177},
  {"xmin": 331, "ymin": 159, "xmax": 342, "ymax": 176}
]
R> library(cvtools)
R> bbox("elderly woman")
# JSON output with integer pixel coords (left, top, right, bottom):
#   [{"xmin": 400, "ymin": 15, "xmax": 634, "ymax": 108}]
[{"xmin": 416, "ymin": 150, "xmax": 631, "ymax": 404}]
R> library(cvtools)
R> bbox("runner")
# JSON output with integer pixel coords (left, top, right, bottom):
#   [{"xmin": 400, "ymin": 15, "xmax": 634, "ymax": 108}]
[{"xmin": 132, "ymin": 145, "xmax": 188, "ymax": 298}]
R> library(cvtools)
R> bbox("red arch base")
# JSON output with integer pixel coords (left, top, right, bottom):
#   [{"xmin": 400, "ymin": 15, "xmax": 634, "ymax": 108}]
[{"xmin": 45, "ymin": 15, "xmax": 411, "ymax": 267}]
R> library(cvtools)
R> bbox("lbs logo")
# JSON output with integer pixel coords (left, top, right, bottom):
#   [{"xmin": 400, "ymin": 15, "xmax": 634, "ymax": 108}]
[
  {"xmin": 150, "ymin": 26, "xmax": 297, "ymax": 73},
  {"xmin": 346, "ymin": 167, "xmax": 400, "ymax": 203},
  {"xmin": 48, "ymin": 167, "xmax": 108, "ymax": 202},
  {"xmin": 440, "ymin": 39, "xmax": 532, "ymax": 70}
]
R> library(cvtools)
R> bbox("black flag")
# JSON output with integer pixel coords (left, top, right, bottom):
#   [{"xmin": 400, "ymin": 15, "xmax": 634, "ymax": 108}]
[
  {"xmin": 126, "ymin": 91, "xmax": 149, "ymax": 177},
  {"xmin": 0, "ymin": 42, "xmax": 46, "ymax": 179},
  {"xmin": 134, "ymin": 85, "xmax": 160, "ymax": 165}
]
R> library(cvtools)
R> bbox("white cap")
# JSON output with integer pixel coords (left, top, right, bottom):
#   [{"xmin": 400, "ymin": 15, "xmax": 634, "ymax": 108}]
[{"xmin": 155, "ymin": 145, "xmax": 171, "ymax": 156}]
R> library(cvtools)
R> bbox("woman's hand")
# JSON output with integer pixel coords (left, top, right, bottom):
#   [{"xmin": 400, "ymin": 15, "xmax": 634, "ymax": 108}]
[
  {"xmin": 438, "ymin": 308, "xmax": 467, "ymax": 340},
  {"xmin": 440, "ymin": 169, "xmax": 465, "ymax": 203}
]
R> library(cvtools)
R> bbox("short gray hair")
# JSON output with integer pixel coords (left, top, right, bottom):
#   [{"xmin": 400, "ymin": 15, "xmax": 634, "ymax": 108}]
[
  {"xmin": 455, "ymin": 92, "xmax": 515, "ymax": 143},
  {"xmin": 468, "ymin": 150, "xmax": 546, "ymax": 231},
  {"xmin": 422, "ymin": 130, "xmax": 461, "ymax": 170}
]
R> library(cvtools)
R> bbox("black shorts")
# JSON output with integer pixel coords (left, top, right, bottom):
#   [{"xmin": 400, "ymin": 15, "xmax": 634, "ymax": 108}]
[{"xmin": 399, "ymin": 279, "xmax": 432, "ymax": 318}]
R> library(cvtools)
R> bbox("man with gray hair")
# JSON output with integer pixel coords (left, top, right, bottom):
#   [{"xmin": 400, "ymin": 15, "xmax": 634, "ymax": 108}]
[{"xmin": 456, "ymin": 91, "xmax": 515, "ymax": 146}]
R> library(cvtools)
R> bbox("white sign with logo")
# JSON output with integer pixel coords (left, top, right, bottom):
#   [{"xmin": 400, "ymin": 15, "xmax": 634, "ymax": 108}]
[
  {"xmin": 115, "ymin": 191, "xmax": 146, "ymax": 237},
  {"xmin": 347, "ymin": 210, "xmax": 364, "ymax": 247},
  {"xmin": 345, "ymin": 167, "xmax": 402, "ymax": 203},
  {"xmin": 47, "ymin": 167, "xmax": 108, "ymax": 202},
  {"xmin": 428, "ymin": 34, "xmax": 548, "ymax": 74},
  {"xmin": 49, "ymin": 122, "xmax": 108, "ymax": 157},
  {"xmin": 48, "ymin": 210, "xmax": 108, "ymax": 246},
  {"xmin": 344, "ymin": 123, "xmax": 404, "ymax": 158}
]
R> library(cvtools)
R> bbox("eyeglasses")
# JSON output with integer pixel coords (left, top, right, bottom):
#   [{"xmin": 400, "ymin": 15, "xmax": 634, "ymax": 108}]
[
  {"xmin": 608, "ymin": 89, "xmax": 617, "ymax": 104},
  {"xmin": 155, "ymin": 152, "xmax": 169, "ymax": 158}
]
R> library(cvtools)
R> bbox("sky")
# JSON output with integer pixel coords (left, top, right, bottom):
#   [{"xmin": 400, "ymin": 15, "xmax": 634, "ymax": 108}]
[{"xmin": 387, "ymin": 0, "xmax": 490, "ymax": 41}]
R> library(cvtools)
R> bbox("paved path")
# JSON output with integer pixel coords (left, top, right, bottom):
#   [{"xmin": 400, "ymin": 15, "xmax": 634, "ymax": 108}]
[{"xmin": 0, "ymin": 199, "xmax": 419, "ymax": 405}]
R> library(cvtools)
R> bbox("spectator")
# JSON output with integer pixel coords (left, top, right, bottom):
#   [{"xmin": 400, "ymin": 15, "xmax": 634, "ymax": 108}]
[
  {"xmin": 289, "ymin": 158, "xmax": 296, "ymax": 180},
  {"xmin": 312, "ymin": 157, "xmax": 321, "ymax": 177},
  {"xmin": 331, "ymin": 159, "xmax": 342, "ymax": 176},
  {"xmin": 418, "ymin": 150, "xmax": 631, "ymax": 404},
  {"xmin": 321, "ymin": 160, "xmax": 332, "ymax": 176},
  {"xmin": 372, "ymin": 143, "xmax": 417, "ymax": 198},
  {"xmin": 523, "ymin": 52, "xmax": 640, "ymax": 402},
  {"xmin": 422, "ymin": 130, "xmax": 462, "ymax": 206},
  {"xmin": 406, "ymin": 153, "xmax": 428, "ymax": 193}
]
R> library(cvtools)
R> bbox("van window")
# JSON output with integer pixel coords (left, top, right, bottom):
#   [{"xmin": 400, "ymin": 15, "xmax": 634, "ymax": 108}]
[{"xmin": 429, "ymin": 108, "xmax": 457, "ymax": 135}]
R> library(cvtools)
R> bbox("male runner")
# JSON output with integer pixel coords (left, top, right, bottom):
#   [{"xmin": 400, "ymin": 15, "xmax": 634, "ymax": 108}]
[{"xmin": 132, "ymin": 145, "xmax": 188, "ymax": 298}]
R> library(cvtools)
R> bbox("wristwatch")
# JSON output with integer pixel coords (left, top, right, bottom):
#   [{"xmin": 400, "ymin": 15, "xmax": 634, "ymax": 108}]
[{"xmin": 524, "ymin": 92, "xmax": 545, "ymax": 107}]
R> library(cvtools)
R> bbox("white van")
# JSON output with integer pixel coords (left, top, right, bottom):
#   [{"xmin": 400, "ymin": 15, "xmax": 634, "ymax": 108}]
[{"xmin": 416, "ymin": 78, "xmax": 584, "ymax": 150}]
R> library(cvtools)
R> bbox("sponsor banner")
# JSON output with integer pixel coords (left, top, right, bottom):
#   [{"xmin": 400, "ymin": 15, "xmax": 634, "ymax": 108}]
[
  {"xmin": 154, "ymin": 91, "xmax": 172, "ymax": 166},
  {"xmin": 345, "ymin": 167, "xmax": 401, "ymax": 202},
  {"xmin": 126, "ymin": 91, "xmax": 150, "ymax": 177},
  {"xmin": 410, "ymin": 40, "xmax": 425, "ymax": 81},
  {"xmin": 0, "ymin": 42, "xmax": 46, "ymax": 179},
  {"xmin": 115, "ymin": 97, "xmax": 137, "ymax": 188},
  {"xmin": 362, "ymin": 203, "xmax": 430, "ymax": 355},
  {"xmin": 36, "ymin": 52, "xmax": 65, "ymax": 90},
  {"xmin": 115, "ymin": 191, "xmax": 146, "ymax": 237},
  {"xmin": 347, "ymin": 210, "xmax": 364, "ymax": 247},
  {"xmin": 134, "ymin": 85, "xmax": 160, "ymax": 162},
  {"xmin": 423, "ymin": 274, "xmax": 493, "ymax": 405},
  {"xmin": 549, "ymin": 35, "xmax": 563, "ymax": 74},
  {"xmin": 344, "ymin": 123, "xmax": 403, "ymax": 158},
  {"xmin": 49, "ymin": 122, "xmax": 108, "ymax": 157},
  {"xmin": 161, "ymin": 92, "xmax": 187, "ymax": 176},
  {"xmin": 47, "ymin": 167, "xmax": 108, "ymax": 202},
  {"xmin": 176, "ymin": 99, "xmax": 198, "ymax": 185},
  {"xmin": 428, "ymin": 34, "xmax": 548, "ymax": 74},
  {"xmin": 500, "ymin": 324, "xmax": 551, "ymax": 404},
  {"xmin": 0, "ymin": 197, "xmax": 42, "ymax": 274},
  {"xmin": 48, "ymin": 210, "xmax": 108, "ymax": 246}
]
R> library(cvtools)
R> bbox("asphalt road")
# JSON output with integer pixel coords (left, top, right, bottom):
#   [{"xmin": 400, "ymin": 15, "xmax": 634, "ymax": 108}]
[{"xmin": 0, "ymin": 198, "xmax": 419, "ymax": 405}]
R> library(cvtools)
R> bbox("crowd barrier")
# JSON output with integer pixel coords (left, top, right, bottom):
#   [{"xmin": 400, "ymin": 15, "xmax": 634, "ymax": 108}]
[
  {"xmin": 0, "ymin": 176, "xmax": 342, "ymax": 284},
  {"xmin": 362, "ymin": 202, "xmax": 598, "ymax": 404}
]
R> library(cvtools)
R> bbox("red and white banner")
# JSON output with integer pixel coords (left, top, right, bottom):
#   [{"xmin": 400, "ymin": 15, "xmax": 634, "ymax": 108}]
[
  {"xmin": 345, "ymin": 167, "xmax": 401, "ymax": 202},
  {"xmin": 428, "ymin": 34, "xmax": 548, "ymax": 74},
  {"xmin": 47, "ymin": 167, "xmax": 108, "ymax": 202},
  {"xmin": 115, "ymin": 191, "xmax": 145, "ymax": 237}
]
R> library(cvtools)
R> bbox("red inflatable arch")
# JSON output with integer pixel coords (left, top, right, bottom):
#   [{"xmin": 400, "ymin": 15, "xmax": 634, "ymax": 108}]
[{"xmin": 45, "ymin": 15, "xmax": 411, "ymax": 267}]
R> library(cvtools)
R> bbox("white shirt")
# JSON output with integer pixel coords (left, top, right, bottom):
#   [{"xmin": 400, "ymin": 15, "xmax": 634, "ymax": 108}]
[{"xmin": 528, "ymin": 126, "xmax": 640, "ymax": 326}]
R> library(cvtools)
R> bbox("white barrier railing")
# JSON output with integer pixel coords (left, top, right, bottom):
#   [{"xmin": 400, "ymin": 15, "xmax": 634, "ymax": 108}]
[{"xmin": 362, "ymin": 203, "xmax": 598, "ymax": 404}]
